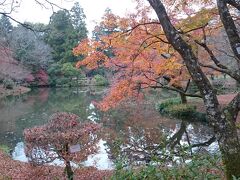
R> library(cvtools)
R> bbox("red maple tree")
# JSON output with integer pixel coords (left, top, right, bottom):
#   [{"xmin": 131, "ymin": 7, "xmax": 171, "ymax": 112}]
[{"xmin": 24, "ymin": 112, "xmax": 101, "ymax": 180}]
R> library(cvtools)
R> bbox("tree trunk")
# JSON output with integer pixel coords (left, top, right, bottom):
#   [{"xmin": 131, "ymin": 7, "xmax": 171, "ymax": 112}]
[
  {"xmin": 64, "ymin": 144, "xmax": 74, "ymax": 180},
  {"xmin": 147, "ymin": 0, "xmax": 240, "ymax": 178},
  {"xmin": 217, "ymin": 115, "xmax": 240, "ymax": 179},
  {"xmin": 217, "ymin": 0, "xmax": 240, "ymax": 70},
  {"xmin": 168, "ymin": 121, "xmax": 187, "ymax": 148},
  {"xmin": 179, "ymin": 92, "xmax": 187, "ymax": 104},
  {"xmin": 65, "ymin": 160, "xmax": 74, "ymax": 180}
]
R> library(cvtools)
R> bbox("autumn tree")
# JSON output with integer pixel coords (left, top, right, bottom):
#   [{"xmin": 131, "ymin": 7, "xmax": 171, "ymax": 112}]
[
  {"xmin": 83, "ymin": 8, "xmax": 117, "ymax": 78},
  {"xmin": 146, "ymin": 0, "xmax": 240, "ymax": 178},
  {"xmin": 24, "ymin": 112, "xmax": 101, "ymax": 180},
  {"xmin": 74, "ymin": 0, "xmax": 240, "ymax": 178},
  {"xmin": 92, "ymin": 8, "xmax": 119, "ymax": 41},
  {"xmin": 73, "ymin": 6, "xmax": 196, "ymax": 109}
]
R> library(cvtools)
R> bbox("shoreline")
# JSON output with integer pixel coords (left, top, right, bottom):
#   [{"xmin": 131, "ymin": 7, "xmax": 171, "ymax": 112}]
[{"xmin": 0, "ymin": 85, "xmax": 31, "ymax": 99}]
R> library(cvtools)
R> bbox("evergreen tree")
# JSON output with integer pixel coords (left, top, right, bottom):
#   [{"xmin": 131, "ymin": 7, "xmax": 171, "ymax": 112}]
[
  {"xmin": 0, "ymin": 15, "xmax": 13, "ymax": 44},
  {"xmin": 45, "ymin": 10, "xmax": 74, "ymax": 63},
  {"xmin": 70, "ymin": 2, "xmax": 88, "ymax": 40},
  {"xmin": 45, "ymin": 4, "xmax": 88, "ymax": 63}
]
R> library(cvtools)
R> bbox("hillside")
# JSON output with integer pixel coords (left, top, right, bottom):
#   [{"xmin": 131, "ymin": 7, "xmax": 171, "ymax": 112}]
[{"xmin": 0, "ymin": 46, "xmax": 33, "ymax": 82}]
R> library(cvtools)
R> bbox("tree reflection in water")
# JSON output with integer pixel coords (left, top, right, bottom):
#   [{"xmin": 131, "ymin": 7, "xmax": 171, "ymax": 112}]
[{"xmin": 102, "ymin": 102, "xmax": 218, "ymax": 166}]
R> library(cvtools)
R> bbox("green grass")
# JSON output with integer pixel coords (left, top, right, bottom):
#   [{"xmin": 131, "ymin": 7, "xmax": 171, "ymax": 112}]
[{"xmin": 0, "ymin": 144, "xmax": 10, "ymax": 154}]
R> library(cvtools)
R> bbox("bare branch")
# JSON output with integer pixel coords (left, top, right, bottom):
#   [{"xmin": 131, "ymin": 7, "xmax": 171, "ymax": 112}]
[
  {"xmin": 191, "ymin": 136, "xmax": 216, "ymax": 148},
  {"xmin": 0, "ymin": 0, "xmax": 67, "ymax": 31},
  {"xmin": 216, "ymin": 48, "xmax": 237, "ymax": 59},
  {"xmin": 0, "ymin": 13, "xmax": 35, "ymax": 31},
  {"xmin": 195, "ymin": 40, "xmax": 228, "ymax": 70},
  {"xmin": 226, "ymin": 0, "xmax": 240, "ymax": 11},
  {"xmin": 179, "ymin": 22, "xmax": 208, "ymax": 34},
  {"xmin": 199, "ymin": 62, "xmax": 240, "ymax": 81}
]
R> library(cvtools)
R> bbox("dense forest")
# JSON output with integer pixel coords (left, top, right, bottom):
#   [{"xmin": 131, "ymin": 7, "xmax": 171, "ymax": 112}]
[{"xmin": 0, "ymin": 2, "xmax": 106, "ymax": 89}]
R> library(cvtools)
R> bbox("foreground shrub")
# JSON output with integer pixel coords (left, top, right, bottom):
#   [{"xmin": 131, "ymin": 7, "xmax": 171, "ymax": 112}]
[
  {"xmin": 111, "ymin": 154, "xmax": 224, "ymax": 180},
  {"xmin": 24, "ymin": 112, "xmax": 101, "ymax": 180}
]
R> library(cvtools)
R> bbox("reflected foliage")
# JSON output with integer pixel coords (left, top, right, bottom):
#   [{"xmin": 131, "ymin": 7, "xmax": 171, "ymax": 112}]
[{"xmin": 102, "ymin": 102, "xmax": 217, "ymax": 167}]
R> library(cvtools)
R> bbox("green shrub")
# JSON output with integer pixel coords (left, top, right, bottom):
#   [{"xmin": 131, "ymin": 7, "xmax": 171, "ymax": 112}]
[
  {"xmin": 156, "ymin": 98, "xmax": 181, "ymax": 113},
  {"xmin": 48, "ymin": 77, "xmax": 57, "ymax": 86},
  {"xmin": 156, "ymin": 98, "xmax": 207, "ymax": 121},
  {"xmin": 237, "ymin": 123, "xmax": 240, "ymax": 129},
  {"xmin": 0, "ymin": 144, "xmax": 10, "ymax": 154},
  {"xmin": 165, "ymin": 104, "xmax": 197, "ymax": 119},
  {"xmin": 3, "ymin": 79, "xmax": 14, "ymax": 89},
  {"xmin": 111, "ymin": 154, "xmax": 224, "ymax": 180},
  {"xmin": 94, "ymin": 74, "xmax": 109, "ymax": 86},
  {"xmin": 112, "ymin": 162, "xmax": 163, "ymax": 180},
  {"xmin": 56, "ymin": 77, "xmax": 69, "ymax": 86}
]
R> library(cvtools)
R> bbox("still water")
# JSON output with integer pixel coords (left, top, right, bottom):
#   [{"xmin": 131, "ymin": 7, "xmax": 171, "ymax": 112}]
[{"xmin": 0, "ymin": 87, "xmax": 218, "ymax": 169}]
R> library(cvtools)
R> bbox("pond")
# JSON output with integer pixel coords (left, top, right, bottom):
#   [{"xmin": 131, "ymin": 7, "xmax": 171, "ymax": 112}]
[{"xmin": 0, "ymin": 87, "xmax": 218, "ymax": 170}]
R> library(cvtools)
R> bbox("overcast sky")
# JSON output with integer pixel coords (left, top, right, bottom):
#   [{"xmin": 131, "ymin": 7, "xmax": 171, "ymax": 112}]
[{"xmin": 10, "ymin": 0, "xmax": 136, "ymax": 34}]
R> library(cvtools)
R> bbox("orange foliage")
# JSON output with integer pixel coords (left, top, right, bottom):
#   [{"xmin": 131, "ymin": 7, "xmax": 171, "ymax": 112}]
[{"xmin": 73, "ymin": 1, "xmax": 223, "ymax": 110}]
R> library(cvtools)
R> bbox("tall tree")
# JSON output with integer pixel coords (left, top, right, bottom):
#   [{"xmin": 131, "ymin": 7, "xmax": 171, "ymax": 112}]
[
  {"xmin": 70, "ymin": 2, "xmax": 88, "ymax": 40},
  {"xmin": 87, "ymin": 8, "xmax": 117, "ymax": 77},
  {"xmin": 45, "ymin": 4, "xmax": 88, "ymax": 63},
  {"xmin": 45, "ymin": 10, "xmax": 74, "ymax": 63},
  {"xmin": 147, "ymin": 0, "xmax": 240, "ymax": 178},
  {"xmin": 74, "ymin": 0, "xmax": 240, "ymax": 178}
]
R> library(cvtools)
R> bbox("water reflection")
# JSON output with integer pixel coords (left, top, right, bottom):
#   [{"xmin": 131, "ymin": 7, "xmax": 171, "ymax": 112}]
[
  {"xmin": 12, "ymin": 140, "xmax": 114, "ymax": 170},
  {"xmin": 0, "ymin": 88, "xmax": 218, "ymax": 169},
  {"xmin": 102, "ymin": 102, "xmax": 218, "ymax": 166},
  {"xmin": 0, "ymin": 87, "xmax": 104, "ymax": 149}
]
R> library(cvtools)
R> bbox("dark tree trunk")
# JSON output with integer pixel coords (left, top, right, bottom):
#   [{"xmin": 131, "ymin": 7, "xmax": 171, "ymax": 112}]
[
  {"xmin": 147, "ymin": 0, "xmax": 240, "ymax": 178},
  {"xmin": 217, "ymin": 116, "xmax": 240, "ymax": 179},
  {"xmin": 64, "ymin": 144, "xmax": 74, "ymax": 180},
  {"xmin": 217, "ymin": 0, "xmax": 240, "ymax": 71},
  {"xmin": 226, "ymin": 0, "xmax": 240, "ymax": 10},
  {"xmin": 168, "ymin": 121, "xmax": 187, "ymax": 148},
  {"xmin": 65, "ymin": 160, "xmax": 74, "ymax": 180},
  {"xmin": 179, "ymin": 92, "xmax": 187, "ymax": 104}
]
